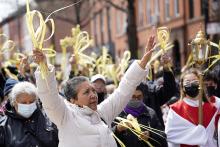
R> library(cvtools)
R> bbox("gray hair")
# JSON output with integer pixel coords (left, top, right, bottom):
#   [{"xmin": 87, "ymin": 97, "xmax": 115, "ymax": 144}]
[
  {"xmin": 10, "ymin": 81, "xmax": 37, "ymax": 106},
  {"xmin": 64, "ymin": 76, "xmax": 89, "ymax": 101}
]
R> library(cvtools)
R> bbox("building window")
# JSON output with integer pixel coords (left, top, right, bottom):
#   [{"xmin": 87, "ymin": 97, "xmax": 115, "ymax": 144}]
[
  {"xmin": 200, "ymin": 0, "xmax": 204, "ymax": 15},
  {"xmin": 100, "ymin": 10, "xmax": 104, "ymax": 33},
  {"xmin": 172, "ymin": 40, "xmax": 181, "ymax": 74},
  {"xmin": 2, "ymin": 24, "xmax": 10, "ymax": 37},
  {"xmin": 2, "ymin": 24, "xmax": 10, "ymax": 59},
  {"xmin": 189, "ymin": 0, "xmax": 194, "ymax": 19},
  {"xmin": 93, "ymin": 16, "xmax": 98, "ymax": 45},
  {"xmin": 116, "ymin": 11, "xmax": 121, "ymax": 34},
  {"xmin": 146, "ymin": 0, "xmax": 152, "ymax": 24},
  {"xmin": 174, "ymin": 0, "xmax": 180, "ymax": 16},
  {"xmin": 106, "ymin": 7, "xmax": 111, "ymax": 34},
  {"xmin": 153, "ymin": 0, "xmax": 160, "ymax": 25},
  {"xmin": 138, "ymin": 0, "xmax": 144, "ymax": 26},
  {"xmin": 100, "ymin": 10, "xmax": 104, "ymax": 44},
  {"xmin": 122, "ymin": 13, "xmax": 127, "ymax": 34},
  {"xmin": 165, "ymin": 0, "xmax": 170, "ymax": 20}
]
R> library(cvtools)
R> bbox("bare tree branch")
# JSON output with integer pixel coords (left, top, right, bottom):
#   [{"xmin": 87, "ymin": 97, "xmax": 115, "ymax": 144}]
[
  {"xmin": 97, "ymin": 0, "xmax": 127, "ymax": 13},
  {"xmin": 50, "ymin": 6, "xmax": 99, "ymax": 28},
  {"xmin": 52, "ymin": 15, "xmax": 77, "ymax": 25}
]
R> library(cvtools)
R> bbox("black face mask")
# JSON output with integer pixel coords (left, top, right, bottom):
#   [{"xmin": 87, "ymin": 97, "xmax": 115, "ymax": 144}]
[
  {"xmin": 97, "ymin": 92, "xmax": 105, "ymax": 104},
  {"xmin": 184, "ymin": 84, "xmax": 199, "ymax": 98},
  {"xmin": 206, "ymin": 86, "xmax": 217, "ymax": 97}
]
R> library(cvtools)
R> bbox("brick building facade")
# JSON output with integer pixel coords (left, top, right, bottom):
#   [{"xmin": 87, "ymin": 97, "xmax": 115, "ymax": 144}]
[
  {"xmin": 1, "ymin": 0, "xmax": 220, "ymax": 70},
  {"xmin": 90, "ymin": 0, "xmax": 220, "ymax": 70},
  {"xmin": 0, "ymin": 1, "xmax": 91, "ymax": 65}
]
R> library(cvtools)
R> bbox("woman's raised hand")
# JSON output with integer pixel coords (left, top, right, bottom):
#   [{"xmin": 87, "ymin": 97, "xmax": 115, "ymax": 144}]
[
  {"xmin": 139, "ymin": 35, "xmax": 156, "ymax": 69},
  {"xmin": 33, "ymin": 49, "xmax": 47, "ymax": 66}
]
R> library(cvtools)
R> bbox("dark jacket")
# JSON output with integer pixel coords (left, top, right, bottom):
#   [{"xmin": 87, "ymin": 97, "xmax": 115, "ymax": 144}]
[
  {"xmin": 112, "ymin": 105, "xmax": 167, "ymax": 147},
  {"xmin": 0, "ymin": 70, "xmax": 6, "ymax": 103},
  {"xmin": 17, "ymin": 72, "xmax": 35, "ymax": 84},
  {"xmin": 0, "ymin": 102, "xmax": 59, "ymax": 147},
  {"xmin": 142, "ymin": 70, "xmax": 176, "ymax": 128}
]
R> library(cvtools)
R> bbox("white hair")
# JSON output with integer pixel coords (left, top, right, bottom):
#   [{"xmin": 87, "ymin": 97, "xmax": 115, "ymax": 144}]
[{"xmin": 10, "ymin": 81, "xmax": 37, "ymax": 106}]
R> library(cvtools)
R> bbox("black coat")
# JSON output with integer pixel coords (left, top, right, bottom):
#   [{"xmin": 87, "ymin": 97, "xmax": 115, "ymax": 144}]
[
  {"xmin": 142, "ymin": 70, "xmax": 177, "ymax": 128},
  {"xmin": 0, "ymin": 102, "xmax": 59, "ymax": 147},
  {"xmin": 0, "ymin": 70, "xmax": 6, "ymax": 102},
  {"xmin": 112, "ymin": 105, "xmax": 167, "ymax": 147}
]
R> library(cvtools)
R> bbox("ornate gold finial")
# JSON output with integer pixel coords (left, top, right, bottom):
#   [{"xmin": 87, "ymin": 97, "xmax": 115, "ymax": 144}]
[
  {"xmin": 194, "ymin": 30, "xmax": 206, "ymax": 44},
  {"xmin": 157, "ymin": 27, "xmax": 170, "ymax": 52},
  {"xmin": 189, "ymin": 26, "xmax": 210, "ymax": 65}
]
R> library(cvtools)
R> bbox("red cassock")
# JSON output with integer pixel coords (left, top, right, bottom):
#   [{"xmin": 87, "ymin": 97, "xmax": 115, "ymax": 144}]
[{"xmin": 165, "ymin": 97, "xmax": 220, "ymax": 147}]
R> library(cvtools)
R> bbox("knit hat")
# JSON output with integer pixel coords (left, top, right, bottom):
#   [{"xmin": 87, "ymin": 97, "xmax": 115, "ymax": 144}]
[{"xmin": 4, "ymin": 78, "xmax": 19, "ymax": 96}]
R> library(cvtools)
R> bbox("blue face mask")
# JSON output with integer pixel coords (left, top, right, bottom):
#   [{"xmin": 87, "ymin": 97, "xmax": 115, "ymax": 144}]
[{"xmin": 17, "ymin": 102, "xmax": 37, "ymax": 118}]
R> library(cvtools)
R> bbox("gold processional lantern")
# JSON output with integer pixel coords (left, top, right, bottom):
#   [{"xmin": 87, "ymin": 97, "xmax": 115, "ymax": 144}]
[
  {"xmin": 190, "ymin": 30, "xmax": 210, "ymax": 65},
  {"xmin": 189, "ymin": 29, "xmax": 211, "ymax": 125}
]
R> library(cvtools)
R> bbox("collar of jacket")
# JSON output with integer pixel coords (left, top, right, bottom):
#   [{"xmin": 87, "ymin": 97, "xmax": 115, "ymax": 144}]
[{"xmin": 71, "ymin": 103, "xmax": 102, "ymax": 125}]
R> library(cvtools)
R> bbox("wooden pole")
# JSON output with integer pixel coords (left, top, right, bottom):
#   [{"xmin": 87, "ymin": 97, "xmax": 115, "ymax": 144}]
[{"xmin": 198, "ymin": 72, "xmax": 203, "ymax": 125}]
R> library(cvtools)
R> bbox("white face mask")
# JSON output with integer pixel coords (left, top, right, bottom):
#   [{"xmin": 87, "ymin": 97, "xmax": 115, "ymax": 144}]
[{"xmin": 17, "ymin": 102, "xmax": 37, "ymax": 118}]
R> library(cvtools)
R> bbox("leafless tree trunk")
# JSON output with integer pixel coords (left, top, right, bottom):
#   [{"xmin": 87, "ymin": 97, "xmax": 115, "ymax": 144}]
[{"xmin": 101, "ymin": 0, "xmax": 138, "ymax": 59}]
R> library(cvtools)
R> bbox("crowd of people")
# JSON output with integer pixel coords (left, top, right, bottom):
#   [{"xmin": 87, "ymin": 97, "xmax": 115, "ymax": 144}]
[{"xmin": 0, "ymin": 35, "xmax": 220, "ymax": 147}]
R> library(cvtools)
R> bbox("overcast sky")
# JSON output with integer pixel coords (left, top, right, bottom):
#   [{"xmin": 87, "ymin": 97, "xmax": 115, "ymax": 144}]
[{"xmin": 0, "ymin": 0, "xmax": 35, "ymax": 22}]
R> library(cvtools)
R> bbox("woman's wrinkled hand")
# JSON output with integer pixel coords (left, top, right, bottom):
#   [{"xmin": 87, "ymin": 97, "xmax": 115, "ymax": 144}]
[
  {"xmin": 33, "ymin": 49, "xmax": 47, "ymax": 65},
  {"xmin": 161, "ymin": 52, "xmax": 172, "ymax": 70},
  {"xmin": 139, "ymin": 131, "xmax": 150, "ymax": 141},
  {"xmin": 69, "ymin": 54, "xmax": 76, "ymax": 65},
  {"xmin": 116, "ymin": 121, "xmax": 132, "ymax": 132},
  {"xmin": 19, "ymin": 56, "xmax": 28, "ymax": 76}
]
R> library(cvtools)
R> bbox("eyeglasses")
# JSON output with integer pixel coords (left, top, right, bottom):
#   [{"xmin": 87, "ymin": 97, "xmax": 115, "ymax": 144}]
[{"xmin": 183, "ymin": 80, "xmax": 199, "ymax": 87}]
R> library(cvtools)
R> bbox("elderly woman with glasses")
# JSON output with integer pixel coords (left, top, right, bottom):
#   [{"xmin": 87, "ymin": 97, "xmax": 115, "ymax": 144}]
[{"xmin": 33, "ymin": 36, "xmax": 156, "ymax": 147}]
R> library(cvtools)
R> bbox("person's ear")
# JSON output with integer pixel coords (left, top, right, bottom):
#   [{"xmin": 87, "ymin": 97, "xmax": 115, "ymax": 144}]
[
  {"xmin": 14, "ymin": 101, "xmax": 18, "ymax": 111},
  {"xmin": 70, "ymin": 98, "xmax": 75, "ymax": 104},
  {"xmin": 182, "ymin": 87, "xmax": 186, "ymax": 92},
  {"xmin": 215, "ymin": 84, "xmax": 218, "ymax": 89}
]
